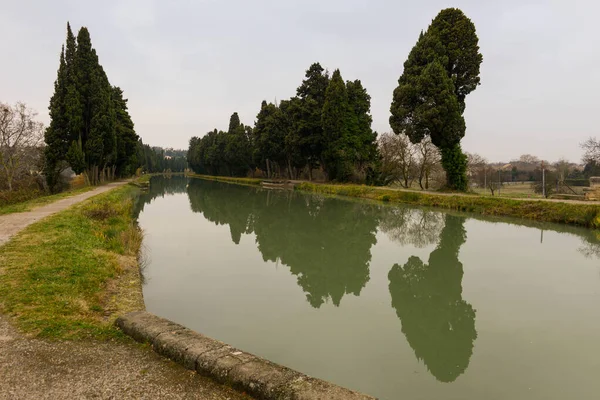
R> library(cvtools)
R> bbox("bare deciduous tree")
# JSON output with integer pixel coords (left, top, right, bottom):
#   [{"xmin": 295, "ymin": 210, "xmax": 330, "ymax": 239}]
[
  {"xmin": 378, "ymin": 132, "xmax": 417, "ymax": 188},
  {"xmin": 415, "ymin": 138, "xmax": 440, "ymax": 190},
  {"xmin": 554, "ymin": 158, "xmax": 571, "ymax": 184},
  {"xmin": 581, "ymin": 138, "xmax": 600, "ymax": 165},
  {"xmin": 0, "ymin": 102, "xmax": 44, "ymax": 191},
  {"xmin": 516, "ymin": 154, "xmax": 541, "ymax": 165},
  {"xmin": 466, "ymin": 152, "xmax": 487, "ymax": 187}
]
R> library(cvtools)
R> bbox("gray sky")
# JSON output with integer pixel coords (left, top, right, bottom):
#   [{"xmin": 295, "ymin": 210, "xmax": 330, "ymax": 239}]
[{"xmin": 1, "ymin": 0, "xmax": 599, "ymax": 162}]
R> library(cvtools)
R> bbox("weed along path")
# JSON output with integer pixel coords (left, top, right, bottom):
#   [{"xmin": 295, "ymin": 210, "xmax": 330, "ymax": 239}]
[
  {"xmin": 0, "ymin": 181, "xmax": 252, "ymax": 400},
  {"xmin": 0, "ymin": 181, "xmax": 127, "ymax": 246}
]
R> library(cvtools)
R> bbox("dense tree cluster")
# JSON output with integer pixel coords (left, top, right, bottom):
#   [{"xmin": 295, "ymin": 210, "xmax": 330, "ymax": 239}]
[
  {"xmin": 390, "ymin": 8, "xmax": 483, "ymax": 191},
  {"xmin": 44, "ymin": 23, "xmax": 139, "ymax": 191},
  {"xmin": 188, "ymin": 63, "xmax": 378, "ymax": 182},
  {"xmin": 136, "ymin": 142, "xmax": 187, "ymax": 173},
  {"xmin": 187, "ymin": 112, "xmax": 253, "ymax": 177}
]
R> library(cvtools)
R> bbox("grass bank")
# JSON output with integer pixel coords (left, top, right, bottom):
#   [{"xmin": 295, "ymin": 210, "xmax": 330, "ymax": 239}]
[
  {"xmin": 0, "ymin": 186, "xmax": 94, "ymax": 215},
  {"xmin": 186, "ymin": 173, "xmax": 262, "ymax": 186},
  {"xmin": 0, "ymin": 184, "xmax": 144, "ymax": 340},
  {"xmin": 296, "ymin": 182, "xmax": 600, "ymax": 229}
]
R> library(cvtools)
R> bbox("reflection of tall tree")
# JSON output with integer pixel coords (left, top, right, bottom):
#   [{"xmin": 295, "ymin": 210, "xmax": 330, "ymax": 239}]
[
  {"xmin": 254, "ymin": 193, "xmax": 378, "ymax": 308},
  {"xmin": 133, "ymin": 175, "xmax": 189, "ymax": 217},
  {"xmin": 388, "ymin": 215, "xmax": 476, "ymax": 383},
  {"xmin": 186, "ymin": 179, "xmax": 259, "ymax": 244},
  {"xmin": 185, "ymin": 179, "xmax": 378, "ymax": 308}
]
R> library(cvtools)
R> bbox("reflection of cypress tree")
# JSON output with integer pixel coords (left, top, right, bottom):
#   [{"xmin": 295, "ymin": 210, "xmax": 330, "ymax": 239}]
[
  {"xmin": 184, "ymin": 179, "xmax": 377, "ymax": 308},
  {"xmin": 133, "ymin": 175, "xmax": 189, "ymax": 217},
  {"xmin": 186, "ymin": 179, "xmax": 260, "ymax": 245},
  {"xmin": 253, "ymin": 193, "xmax": 378, "ymax": 308},
  {"xmin": 388, "ymin": 215, "xmax": 476, "ymax": 383}
]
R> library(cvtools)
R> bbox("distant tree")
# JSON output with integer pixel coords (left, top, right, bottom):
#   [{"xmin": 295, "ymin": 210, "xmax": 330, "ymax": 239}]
[
  {"xmin": 390, "ymin": 8, "xmax": 482, "ymax": 191},
  {"xmin": 516, "ymin": 154, "xmax": 541, "ymax": 165},
  {"xmin": 554, "ymin": 158, "xmax": 571, "ymax": 184},
  {"xmin": 466, "ymin": 152, "xmax": 487, "ymax": 187},
  {"xmin": 0, "ymin": 103, "xmax": 44, "ymax": 191},
  {"xmin": 224, "ymin": 112, "xmax": 251, "ymax": 176},
  {"xmin": 581, "ymin": 138, "xmax": 600, "ymax": 167},
  {"xmin": 531, "ymin": 170, "xmax": 556, "ymax": 198}
]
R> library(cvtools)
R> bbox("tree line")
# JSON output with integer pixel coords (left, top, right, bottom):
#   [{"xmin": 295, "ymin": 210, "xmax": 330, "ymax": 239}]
[
  {"xmin": 187, "ymin": 8, "xmax": 482, "ymax": 189},
  {"xmin": 188, "ymin": 64, "xmax": 379, "ymax": 182}
]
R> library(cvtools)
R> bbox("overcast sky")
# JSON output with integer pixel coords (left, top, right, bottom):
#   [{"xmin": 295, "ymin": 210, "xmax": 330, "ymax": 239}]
[{"xmin": 1, "ymin": 0, "xmax": 599, "ymax": 162}]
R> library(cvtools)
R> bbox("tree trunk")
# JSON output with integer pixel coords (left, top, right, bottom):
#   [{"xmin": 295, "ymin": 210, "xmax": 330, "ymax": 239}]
[
  {"xmin": 287, "ymin": 159, "xmax": 293, "ymax": 180},
  {"xmin": 308, "ymin": 165, "xmax": 313, "ymax": 182},
  {"xmin": 266, "ymin": 159, "xmax": 271, "ymax": 179}
]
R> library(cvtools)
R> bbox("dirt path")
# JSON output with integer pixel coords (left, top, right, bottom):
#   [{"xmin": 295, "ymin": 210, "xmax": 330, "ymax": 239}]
[
  {"xmin": 0, "ymin": 316, "xmax": 249, "ymax": 400},
  {"xmin": 0, "ymin": 182, "xmax": 251, "ymax": 399},
  {"xmin": 0, "ymin": 182, "xmax": 129, "ymax": 247}
]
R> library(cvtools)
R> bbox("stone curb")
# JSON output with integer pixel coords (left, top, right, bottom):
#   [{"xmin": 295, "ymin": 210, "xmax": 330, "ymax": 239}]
[{"xmin": 116, "ymin": 311, "xmax": 377, "ymax": 400}]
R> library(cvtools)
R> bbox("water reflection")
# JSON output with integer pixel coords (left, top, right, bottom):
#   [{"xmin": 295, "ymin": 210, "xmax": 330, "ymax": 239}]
[
  {"xmin": 186, "ymin": 178, "xmax": 378, "ymax": 308},
  {"xmin": 137, "ymin": 176, "xmax": 600, "ymax": 385},
  {"xmin": 133, "ymin": 175, "xmax": 188, "ymax": 217},
  {"xmin": 388, "ymin": 215, "xmax": 476, "ymax": 382}
]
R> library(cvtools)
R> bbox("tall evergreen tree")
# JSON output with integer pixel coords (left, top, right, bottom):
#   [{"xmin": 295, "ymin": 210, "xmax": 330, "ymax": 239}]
[
  {"xmin": 113, "ymin": 86, "xmax": 139, "ymax": 176},
  {"xmin": 346, "ymin": 79, "xmax": 378, "ymax": 173},
  {"xmin": 45, "ymin": 23, "xmax": 82, "ymax": 191},
  {"xmin": 45, "ymin": 23, "xmax": 133, "ymax": 188},
  {"xmin": 321, "ymin": 69, "xmax": 353, "ymax": 181},
  {"xmin": 390, "ymin": 8, "xmax": 482, "ymax": 191},
  {"xmin": 44, "ymin": 44, "xmax": 69, "ymax": 191},
  {"xmin": 296, "ymin": 63, "xmax": 330, "ymax": 175}
]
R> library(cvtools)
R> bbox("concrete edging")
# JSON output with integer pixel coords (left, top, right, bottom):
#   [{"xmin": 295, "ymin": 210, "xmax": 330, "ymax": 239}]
[{"xmin": 116, "ymin": 311, "xmax": 376, "ymax": 400}]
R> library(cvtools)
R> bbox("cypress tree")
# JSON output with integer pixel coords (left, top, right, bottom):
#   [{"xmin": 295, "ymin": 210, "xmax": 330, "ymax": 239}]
[
  {"xmin": 296, "ymin": 63, "xmax": 330, "ymax": 174},
  {"xmin": 321, "ymin": 69, "xmax": 352, "ymax": 181},
  {"xmin": 228, "ymin": 112, "xmax": 241, "ymax": 134},
  {"xmin": 44, "ymin": 44, "xmax": 69, "ymax": 191},
  {"xmin": 390, "ymin": 8, "xmax": 482, "ymax": 191},
  {"xmin": 113, "ymin": 86, "xmax": 139, "ymax": 176},
  {"xmin": 346, "ymin": 79, "xmax": 378, "ymax": 172}
]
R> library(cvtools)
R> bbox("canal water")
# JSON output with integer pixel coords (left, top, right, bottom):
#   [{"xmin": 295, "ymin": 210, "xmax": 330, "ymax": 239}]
[{"xmin": 136, "ymin": 175, "xmax": 600, "ymax": 400}]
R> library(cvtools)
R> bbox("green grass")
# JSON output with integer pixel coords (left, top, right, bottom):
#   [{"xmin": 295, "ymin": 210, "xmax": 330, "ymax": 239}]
[
  {"xmin": 296, "ymin": 182, "xmax": 600, "ymax": 229},
  {"xmin": 0, "ymin": 185, "xmax": 143, "ymax": 340},
  {"xmin": 0, "ymin": 186, "xmax": 94, "ymax": 215},
  {"xmin": 187, "ymin": 173, "xmax": 262, "ymax": 186}
]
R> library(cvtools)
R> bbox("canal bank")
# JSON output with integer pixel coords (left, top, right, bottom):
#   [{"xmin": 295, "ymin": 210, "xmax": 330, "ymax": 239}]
[
  {"xmin": 136, "ymin": 176, "xmax": 600, "ymax": 399},
  {"xmin": 117, "ymin": 311, "xmax": 375, "ymax": 400},
  {"xmin": 187, "ymin": 174, "xmax": 600, "ymax": 229},
  {"xmin": 0, "ymin": 177, "xmax": 379, "ymax": 399}
]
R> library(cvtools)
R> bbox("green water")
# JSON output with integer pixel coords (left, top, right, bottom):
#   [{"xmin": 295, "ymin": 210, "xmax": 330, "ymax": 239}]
[{"xmin": 136, "ymin": 176, "xmax": 600, "ymax": 400}]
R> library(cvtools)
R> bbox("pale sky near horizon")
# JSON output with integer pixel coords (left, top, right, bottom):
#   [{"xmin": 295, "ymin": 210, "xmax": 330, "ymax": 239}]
[{"xmin": 1, "ymin": 0, "xmax": 599, "ymax": 163}]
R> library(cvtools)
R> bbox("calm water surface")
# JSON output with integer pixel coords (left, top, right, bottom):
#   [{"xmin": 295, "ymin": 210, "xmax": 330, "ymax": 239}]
[{"xmin": 136, "ymin": 176, "xmax": 600, "ymax": 400}]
